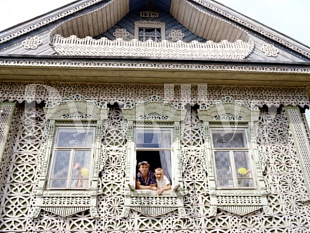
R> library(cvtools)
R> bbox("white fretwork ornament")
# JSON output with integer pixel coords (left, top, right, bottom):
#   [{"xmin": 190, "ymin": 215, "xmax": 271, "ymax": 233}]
[
  {"xmin": 113, "ymin": 29, "xmax": 130, "ymax": 40},
  {"xmin": 22, "ymin": 36, "xmax": 42, "ymax": 50},
  {"xmin": 169, "ymin": 29, "xmax": 184, "ymax": 41},
  {"xmin": 261, "ymin": 43, "xmax": 279, "ymax": 57}
]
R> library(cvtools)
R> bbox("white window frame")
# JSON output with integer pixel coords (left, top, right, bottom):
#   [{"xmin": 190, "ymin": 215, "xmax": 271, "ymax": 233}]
[
  {"xmin": 47, "ymin": 126, "xmax": 95, "ymax": 190},
  {"xmin": 210, "ymin": 128, "xmax": 256, "ymax": 190},
  {"xmin": 121, "ymin": 101, "xmax": 187, "ymax": 217},
  {"xmin": 32, "ymin": 100, "xmax": 109, "ymax": 218},
  {"xmin": 133, "ymin": 125, "xmax": 174, "ymax": 190},
  {"xmin": 198, "ymin": 99, "xmax": 270, "ymax": 216},
  {"xmin": 134, "ymin": 21, "xmax": 165, "ymax": 42}
]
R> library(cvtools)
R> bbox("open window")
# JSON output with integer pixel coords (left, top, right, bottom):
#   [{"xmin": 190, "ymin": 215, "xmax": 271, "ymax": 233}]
[
  {"xmin": 32, "ymin": 100, "xmax": 108, "ymax": 218},
  {"xmin": 122, "ymin": 100, "xmax": 186, "ymax": 217},
  {"xmin": 135, "ymin": 127, "xmax": 173, "ymax": 186},
  {"xmin": 198, "ymin": 98, "xmax": 270, "ymax": 216}
]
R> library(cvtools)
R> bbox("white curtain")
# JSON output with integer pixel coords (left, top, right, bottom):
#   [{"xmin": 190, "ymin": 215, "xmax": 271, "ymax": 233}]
[{"xmin": 159, "ymin": 130, "xmax": 172, "ymax": 183}]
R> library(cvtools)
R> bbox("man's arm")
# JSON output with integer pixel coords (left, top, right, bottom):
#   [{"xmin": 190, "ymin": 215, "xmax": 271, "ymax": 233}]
[{"xmin": 136, "ymin": 180, "xmax": 157, "ymax": 190}]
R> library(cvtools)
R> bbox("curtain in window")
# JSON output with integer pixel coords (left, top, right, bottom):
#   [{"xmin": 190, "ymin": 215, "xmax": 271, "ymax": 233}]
[{"xmin": 159, "ymin": 130, "xmax": 172, "ymax": 183}]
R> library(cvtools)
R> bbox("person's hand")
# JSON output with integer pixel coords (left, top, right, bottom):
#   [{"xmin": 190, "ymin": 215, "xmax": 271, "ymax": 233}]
[
  {"xmin": 150, "ymin": 186, "xmax": 157, "ymax": 191},
  {"xmin": 157, "ymin": 188, "xmax": 163, "ymax": 195}
]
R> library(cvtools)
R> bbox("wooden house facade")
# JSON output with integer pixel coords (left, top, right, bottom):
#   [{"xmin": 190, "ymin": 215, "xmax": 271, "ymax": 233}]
[{"xmin": 0, "ymin": 0, "xmax": 310, "ymax": 232}]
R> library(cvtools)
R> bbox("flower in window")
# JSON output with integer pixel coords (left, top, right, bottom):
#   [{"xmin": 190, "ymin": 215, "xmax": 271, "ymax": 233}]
[{"xmin": 237, "ymin": 167, "xmax": 251, "ymax": 177}]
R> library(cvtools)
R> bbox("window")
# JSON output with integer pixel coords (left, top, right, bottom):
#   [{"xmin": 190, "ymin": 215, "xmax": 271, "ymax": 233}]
[
  {"xmin": 32, "ymin": 100, "xmax": 109, "ymax": 218},
  {"xmin": 211, "ymin": 130, "xmax": 254, "ymax": 188},
  {"xmin": 198, "ymin": 99, "xmax": 270, "ymax": 216},
  {"xmin": 48, "ymin": 127, "xmax": 94, "ymax": 189},
  {"xmin": 135, "ymin": 127, "xmax": 172, "ymax": 185},
  {"xmin": 138, "ymin": 28, "xmax": 162, "ymax": 42},
  {"xmin": 122, "ymin": 101, "xmax": 187, "ymax": 217},
  {"xmin": 134, "ymin": 21, "xmax": 165, "ymax": 42}
]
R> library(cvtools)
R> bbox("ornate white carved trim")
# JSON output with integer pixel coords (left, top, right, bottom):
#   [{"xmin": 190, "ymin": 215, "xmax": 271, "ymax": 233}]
[
  {"xmin": 190, "ymin": 0, "xmax": 310, "ymax": 58},
  {"xmin": 140, "ymin": 11, "xmax": 160, "ymax": 18},
  {"xmin": 169, "ymin": 30, "xmax": 184, "ymax": 41},
  {"xmin": 0, "ymin": 103, "xmax": 15, "ymax": 166},
  {"xmin": 0, "ymin": 0, "xmax": 106, "ymax": 44},
  {"xmin": 1, "ymin": 59, "xmax": 310, "ymax": 75},
  {"xmin": 42, "ymin": 207, "xmax": 89, "ymax": 217},
  {"xmin": 51, "ymin": 35, "xmax": 254, "ymax": 59},
  {"xmin": 113, "ymin": 29, "xmax": 129, "ymax": 40},
  {"xmin": 285, "ymin": 106, "xmax": 310, "ymax": 202},
  {"xmin": 131, "ymin": 206, "xmax": 178, "ymax": 217},
  {"xmin": 134, "ymin": 21, "xmax": 165, "ymax": 26},
  {"xmin": 261, "ymin": 44, "xmax": 279, "ymax": 57},
  {"xmin": 214, "ymin": 113, "xmax": 243, "ymax": 121},
  {"xmin": 22, "ymin": 36, "xmax": 42, "ymax": 50},
  {"xmin": 217, "ymin": 205, "xmax": 263, "ymax": 216},
  {"xmin": 138, "ymin": 113, "xmax": 169, "ymax": 120}
]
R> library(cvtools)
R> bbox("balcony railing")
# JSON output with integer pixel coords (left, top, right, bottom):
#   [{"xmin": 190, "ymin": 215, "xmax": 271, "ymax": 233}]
[{"xmin": 52, "ymin": 34, "xmax": 254, "ymax": 60}]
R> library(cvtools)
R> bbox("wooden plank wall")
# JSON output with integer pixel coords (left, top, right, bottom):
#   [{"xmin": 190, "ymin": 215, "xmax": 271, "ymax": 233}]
[{"xmin": 50, "ymin": 0, "xmax": 129, "ymax": 39}]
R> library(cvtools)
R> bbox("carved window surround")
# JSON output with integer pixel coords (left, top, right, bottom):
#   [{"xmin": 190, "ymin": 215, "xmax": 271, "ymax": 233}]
[
  {"xmin": 32, "ymin": 100, "xmax": 109, "ymax": 218},
  {"xmin": 134, "ymin": 21, "xmax": 165, "ymax": 41},
  {"xmin": 286, "ymin": 106, "xmax": 310, "ymax": 203},
  {"xmin": 198, "ymin": 98, "xmax": 270, "ymax": 216},
  {"xmin": 0, "ymin": 102, "xmax": 15, "ymax": 167},
  {"xmin": 51, "ymin": 34, "xmax": 254, "ymax": 59},
  {"xmin": 121, "ymin": 100, "xmax": 187, "ymax": 217}
]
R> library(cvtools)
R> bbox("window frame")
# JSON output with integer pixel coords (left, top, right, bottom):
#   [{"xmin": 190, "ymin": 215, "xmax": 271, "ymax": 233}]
[
  {"xmin": 32, "ymin": 100, "xmax": 109, "ymax": 218},
  {"xmin": 121, "ymin": 101, "xmax": 187, "ymax": 217},
  {"xmin": 198, "ymin": 100, "xmax": 270, "ymax": 216},
  {"xmin": 133, "ymin": 125, "xmax": 174, "ymax": 190},
  {"xmin": 134, "ymin": 21, "xmax": 165, "ymax": 42},
  {"xmin": 47, "ymin": 126, "xmax": 96, "ymax": 190},
  {"xmin": 210, "ymin": 128, "xmax": 256, "ymax": 190}
]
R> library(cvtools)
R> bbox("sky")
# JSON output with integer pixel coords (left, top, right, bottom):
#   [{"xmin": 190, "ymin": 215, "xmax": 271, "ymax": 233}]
[{"xmin": 0, "ymin": 0, "xmax": 309, "ymax": 47}]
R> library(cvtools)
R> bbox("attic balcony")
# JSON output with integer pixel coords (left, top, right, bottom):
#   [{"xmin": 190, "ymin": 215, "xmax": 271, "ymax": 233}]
[{"xmin": 51, "ymin": 34, "xmax": 255, "ymax": 60}]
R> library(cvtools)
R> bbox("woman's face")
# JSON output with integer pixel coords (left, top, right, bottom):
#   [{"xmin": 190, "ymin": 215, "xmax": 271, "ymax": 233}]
[{"xmin": 139, "ymin": 164, "xmax": 149, "ymax": 176}]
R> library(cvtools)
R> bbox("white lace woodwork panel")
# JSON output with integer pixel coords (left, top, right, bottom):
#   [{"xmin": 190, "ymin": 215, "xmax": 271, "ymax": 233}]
[
  {"xmin": 0, "ymin": 104, "xmax": 46, "ymax": 232},
  {"xmin": 285, "ymin": 107, "xmax": 310, "ymax": 202},
  {"xmin": 1, "ymin": 98, "xmax": 310, "ymax": 231},
  {"xmin": 52, "ymin": 34, "xmax": 254, "ymax": 59},
  {"xmin": 0, "ymin": 103, "xmax": 15, "ymax": 167},
  {"xmin": 0, "ymin": 83, "xmax": 309, "ymax": 109}
]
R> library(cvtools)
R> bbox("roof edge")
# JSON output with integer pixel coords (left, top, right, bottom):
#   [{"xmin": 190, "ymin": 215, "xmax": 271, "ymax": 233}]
[{"xmin": 194, "ymin": 0, "xmax": 310, "ymax": 58}]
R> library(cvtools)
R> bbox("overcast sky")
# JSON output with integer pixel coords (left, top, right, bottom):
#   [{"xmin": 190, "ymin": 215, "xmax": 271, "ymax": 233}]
[{"xmin": 0, "ymin": 0, "xmax": 309, "ymax": 46}]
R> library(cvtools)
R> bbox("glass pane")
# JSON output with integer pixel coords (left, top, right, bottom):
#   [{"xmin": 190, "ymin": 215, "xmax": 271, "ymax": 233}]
[
  {"xmin": 234, "ymin": 151, "xmax": 254, "ymax": 187},
  {"xmin": 70, "ymin": 150, "xmax": 91, "ymax": 188},
  {"xmin": 55, "ymin": 128, "xmax": 94, "ymax": 148},
  {"xmin": 139, "ymin": 28, "xmax": 161, "ymax": 42},
  {"xmin": 49, "ymin": 150, "xmax": 70, "ymax": 188},
  {"xmin": 212, "ymin": 131, "xmax": 246, "ymax": 148},
  {"xmin": 135, "ymin": 129, "xmax": 171, "ymax": 148},
  {"xmin": 214, "ymin": 151, "xmax": 234, "ymax": 188}
]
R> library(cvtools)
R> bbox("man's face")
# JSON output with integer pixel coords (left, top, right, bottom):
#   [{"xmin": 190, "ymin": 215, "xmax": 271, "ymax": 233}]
[
  {"xmin": 155, "ymin": 170, "xmax": 163, "ymax": 180},
  {"xmin": 139, "ymin": 164, "xmax": 149, "ymax": 175}
]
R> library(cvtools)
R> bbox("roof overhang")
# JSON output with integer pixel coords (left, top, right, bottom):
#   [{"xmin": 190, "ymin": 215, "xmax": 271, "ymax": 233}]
[{"xmin": 0, "ymin": 56, "xmax": 309, "ymax": 88}]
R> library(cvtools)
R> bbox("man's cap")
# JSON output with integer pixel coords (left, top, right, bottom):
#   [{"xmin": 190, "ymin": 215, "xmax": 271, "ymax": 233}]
[{"xmin": 138, "ymin": 161, "xmax": 150, "ymax": 167}]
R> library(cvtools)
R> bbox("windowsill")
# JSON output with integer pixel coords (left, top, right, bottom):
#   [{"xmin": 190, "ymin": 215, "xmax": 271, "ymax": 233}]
[
  {"xmin": 130, "ymin": 189, "xmax": 182, "ymax": 197},
  {"xmin": 43, "ymin": 189, "xmax": 92, "ymax": 196}
]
